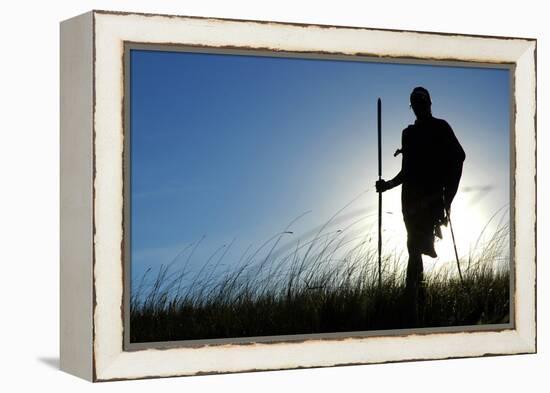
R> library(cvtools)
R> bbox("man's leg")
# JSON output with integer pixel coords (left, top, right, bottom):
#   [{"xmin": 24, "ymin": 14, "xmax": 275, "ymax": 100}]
[{"xmin": 405, "ymin": 237, "xmax": 424, "ymax": 327}]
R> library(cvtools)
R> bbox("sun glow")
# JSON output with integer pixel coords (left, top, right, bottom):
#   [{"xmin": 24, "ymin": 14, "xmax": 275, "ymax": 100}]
[{"xmin": 370, "ymin": 186, "xmax": 509, "ymax": 277}]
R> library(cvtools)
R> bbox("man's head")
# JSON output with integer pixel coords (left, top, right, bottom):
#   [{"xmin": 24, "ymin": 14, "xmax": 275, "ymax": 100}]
[{"xmin": 410, "ymin": 86, "xmax": 432, "ymax": 120}]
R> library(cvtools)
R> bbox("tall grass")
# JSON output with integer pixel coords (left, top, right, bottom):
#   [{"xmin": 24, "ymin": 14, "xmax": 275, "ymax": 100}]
[{"xmin": 130, "ymin": 207, "xmax": 510, "ymax": 343}]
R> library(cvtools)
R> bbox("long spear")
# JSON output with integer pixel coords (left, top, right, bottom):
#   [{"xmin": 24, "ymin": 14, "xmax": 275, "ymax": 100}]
[{"xmin": 377, "ymin": 98, "xmax": 382, "ymax": 290}]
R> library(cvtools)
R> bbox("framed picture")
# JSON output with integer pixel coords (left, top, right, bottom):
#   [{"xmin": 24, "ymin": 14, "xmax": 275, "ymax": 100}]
[{"xmin": 60, "ymin": 10, "xmax": 537, "ymax": 382}]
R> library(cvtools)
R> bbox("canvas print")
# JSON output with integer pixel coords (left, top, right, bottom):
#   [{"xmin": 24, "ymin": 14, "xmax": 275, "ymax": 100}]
[{"xmin": 127, "ymin": 47, "xmax": 511, "ymax": 344}]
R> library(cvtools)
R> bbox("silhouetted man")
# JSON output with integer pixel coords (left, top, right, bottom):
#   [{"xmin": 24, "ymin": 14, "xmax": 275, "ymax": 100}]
[{"xmin": 376, "ymin": 86, "xmax": 465, "ymax": 326}]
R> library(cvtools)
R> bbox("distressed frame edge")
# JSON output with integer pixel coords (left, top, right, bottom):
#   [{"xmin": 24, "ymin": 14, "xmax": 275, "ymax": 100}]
[
  {"xmin": 92, "ymin": 8, "xmax": 538, "ymax": 42},
  {"xmin": 90, "ymin": 11, "xmax": 537, "ymax": 382},
  {"xmin": 512, "ymin": 39, "xmax": 537, "ymax": 354},
  {"xmin": 59, "ymin": 10, "xmax": 95, "ymax": 382}
]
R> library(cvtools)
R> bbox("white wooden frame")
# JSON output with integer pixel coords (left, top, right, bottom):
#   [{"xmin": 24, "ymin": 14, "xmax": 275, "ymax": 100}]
[{"xmin": 60, "ymin": 10, "xmax": 536, "ymax": 382}]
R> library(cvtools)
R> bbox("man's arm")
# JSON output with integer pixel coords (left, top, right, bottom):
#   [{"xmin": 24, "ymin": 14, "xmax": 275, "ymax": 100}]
[
  {"xmin": 376, "ymin": 171, "xmax": 403, "ymax": 192},
  {"xmin": 440, "ymin": 120, "xmax": 465, "ymax": 207},
  {"xmin": 445, "ymin": 120, "xmax": 465, "ymax": 163}
]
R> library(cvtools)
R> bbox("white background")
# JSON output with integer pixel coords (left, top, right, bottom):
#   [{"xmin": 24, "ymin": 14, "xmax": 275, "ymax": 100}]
[{"xmin": 0, "ymin": 0, "xmax": 546, "ymax": 391}]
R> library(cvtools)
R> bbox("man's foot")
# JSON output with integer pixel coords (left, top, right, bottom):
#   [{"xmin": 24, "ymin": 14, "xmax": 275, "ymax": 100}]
[{"xmin": 423, "ymin": 243, "xmax": 437, "ymax": 258}]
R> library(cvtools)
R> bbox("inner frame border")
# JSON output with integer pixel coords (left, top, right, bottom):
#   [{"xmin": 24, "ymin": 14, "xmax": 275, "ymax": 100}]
[{"xmin": 122, "ymin": 41, "xmax": 516, "ymax": 352}]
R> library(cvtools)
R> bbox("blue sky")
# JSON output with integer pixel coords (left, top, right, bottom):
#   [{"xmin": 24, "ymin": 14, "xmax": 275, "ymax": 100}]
[{"xmin": 130, "ymin": 48, "xmax": 510, "ymax": 290}]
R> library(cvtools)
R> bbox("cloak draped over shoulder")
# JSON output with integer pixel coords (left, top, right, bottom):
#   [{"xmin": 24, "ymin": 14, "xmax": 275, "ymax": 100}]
[{"xmin": 399, "ymin": 116, "xmax": 466, "ymax": 254}]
